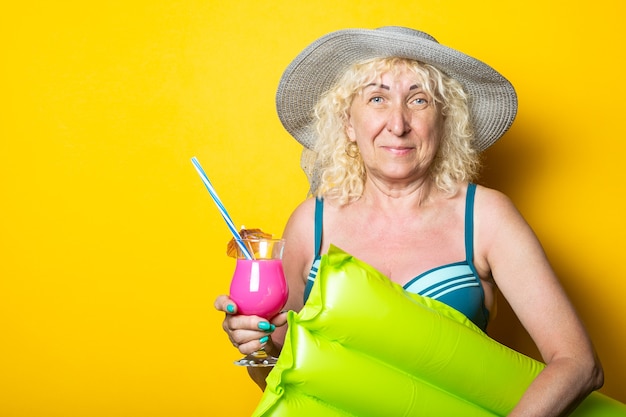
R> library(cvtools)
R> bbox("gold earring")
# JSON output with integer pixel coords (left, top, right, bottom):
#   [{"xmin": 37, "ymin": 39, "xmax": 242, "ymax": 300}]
[{"xmin": 345, "ymin": 141, "xmax": 360, "ymax": 158}]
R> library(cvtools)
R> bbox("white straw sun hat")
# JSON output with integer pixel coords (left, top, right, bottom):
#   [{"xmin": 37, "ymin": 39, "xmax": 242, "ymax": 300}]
[{"xmin": 276, "ymin": 26, "xmax": 517, "ymax": 154}]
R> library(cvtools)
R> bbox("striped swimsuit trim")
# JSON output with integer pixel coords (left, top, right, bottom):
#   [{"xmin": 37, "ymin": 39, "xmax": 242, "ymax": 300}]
[
  {"xmin": 307, "ymin": 258, "xmax": 321, "ymax": 288},
  {"xmin": 403, "ymin": 262, "xmax": 479, "ymax": 300}
]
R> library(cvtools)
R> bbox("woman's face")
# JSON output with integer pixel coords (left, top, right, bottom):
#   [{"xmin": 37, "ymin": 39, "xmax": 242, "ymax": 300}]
[{"xmin": 346, "ymin": 67, "xmax": 443, "ymax": 185}]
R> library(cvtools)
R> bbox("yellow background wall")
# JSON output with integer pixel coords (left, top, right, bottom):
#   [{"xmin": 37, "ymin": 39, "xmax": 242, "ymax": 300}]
[{"xmin": 1, "ymin": 1, "xmax": 624, "ymax": 415}]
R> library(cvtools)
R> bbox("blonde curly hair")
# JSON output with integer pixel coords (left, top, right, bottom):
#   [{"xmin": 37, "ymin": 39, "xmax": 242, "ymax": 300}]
[{"xmin": 310, "ymin": 57, "xmax": 480, "ymax": 205}]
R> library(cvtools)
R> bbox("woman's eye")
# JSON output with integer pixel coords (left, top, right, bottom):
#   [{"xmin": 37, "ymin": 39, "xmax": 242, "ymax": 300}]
[{"xmin": 411, "ymin": 97, "xmax": 429, "ymax": 107}]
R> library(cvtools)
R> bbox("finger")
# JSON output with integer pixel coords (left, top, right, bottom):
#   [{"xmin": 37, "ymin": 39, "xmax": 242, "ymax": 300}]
[
  {"xmin": 222, "ymin": 314, "xmax": 276, "ymax": 354},
  {"xmin": 234, "ymin": 334, "xmax": 271, "ymax": 355},
  {"xmin": 227, "ymin": 326, "xmax": 270, "ymax": 352},
  {"xmin": 225, "ymin": 314, "xmax": 276, "ymax": 334},
  {"xmin": 270, "ymin": 311, "xmax": 289, "ymax": 327},
  {"xmin": 214, "ymin": 294, "xmax": 237, "ymax": 315}
]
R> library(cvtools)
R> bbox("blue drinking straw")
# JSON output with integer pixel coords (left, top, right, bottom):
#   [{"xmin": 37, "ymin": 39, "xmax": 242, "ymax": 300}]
[{"xmin": 191, "ymin": 156, "xmax": 254, "ymax": 260}]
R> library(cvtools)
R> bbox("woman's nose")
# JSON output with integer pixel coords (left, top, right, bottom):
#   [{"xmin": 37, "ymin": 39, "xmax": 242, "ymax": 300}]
[{"xmin": 386, "ymin": 105, "xmax": 411, "ymax": 136}]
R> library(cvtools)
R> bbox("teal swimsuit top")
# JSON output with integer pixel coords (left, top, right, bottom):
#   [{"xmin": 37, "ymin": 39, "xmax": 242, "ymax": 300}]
[{"xmin": 303, "ymin": 183, "xmax": 490, "ymax": 331}]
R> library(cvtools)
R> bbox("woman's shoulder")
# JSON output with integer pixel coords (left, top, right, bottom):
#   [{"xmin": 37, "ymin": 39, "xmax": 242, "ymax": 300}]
[
  {"xmin": 472, "ymin": 184, "xmax": 519, "ymax": 212},
  {"xmin": 283, "ymin": 197, "xmax": 318, "ymax": 241},
  {"xmin": 282, "ymin": 197, "xmax": 318, "ymax": 281},
  {"xmin": 288, "ymin": 197, "xmax": 318, "ymax": 222},
  {"xmin": 472, "ymin": 183, "xmax": 530, "ymax": 237}
]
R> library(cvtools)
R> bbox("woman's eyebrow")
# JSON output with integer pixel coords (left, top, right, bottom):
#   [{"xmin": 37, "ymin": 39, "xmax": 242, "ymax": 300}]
[
  {"xmin": 364, "ymin": 83, "xmax": 420, "ymax": 90},
  {"xmin": 364, "ymin": 83, "xmax": 389, "ymax": 90}
]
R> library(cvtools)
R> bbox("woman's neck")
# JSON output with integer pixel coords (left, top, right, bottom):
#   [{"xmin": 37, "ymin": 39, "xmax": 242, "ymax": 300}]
[{"xmin": 360, "ymin": 175, "xmax": 438, "ymax": 208}]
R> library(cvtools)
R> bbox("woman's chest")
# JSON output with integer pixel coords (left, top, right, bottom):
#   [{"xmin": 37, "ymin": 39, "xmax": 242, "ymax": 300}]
[{"xmin": 321, "ymin": 212, "xmax": 466, "ymax": 286}]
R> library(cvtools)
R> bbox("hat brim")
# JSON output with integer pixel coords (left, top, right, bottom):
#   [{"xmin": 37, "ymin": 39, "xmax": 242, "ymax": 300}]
[{"xmin": 276, "ymin": 27, "xmax": 517, "ymax": 152}]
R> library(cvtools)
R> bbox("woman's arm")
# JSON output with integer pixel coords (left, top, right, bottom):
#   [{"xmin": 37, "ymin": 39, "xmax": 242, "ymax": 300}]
[{"xmin": 474, "ymin": 186, "xmax": 603, "ymax": 416}]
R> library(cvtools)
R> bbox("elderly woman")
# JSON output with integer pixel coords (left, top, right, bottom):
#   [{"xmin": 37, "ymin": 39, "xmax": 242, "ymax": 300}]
[{"xmin": 215, "ymin": 27, "xmax": 603, "ymax": 415}]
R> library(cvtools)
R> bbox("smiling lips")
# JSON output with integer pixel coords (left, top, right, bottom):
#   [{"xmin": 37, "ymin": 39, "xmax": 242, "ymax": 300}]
[{"xmin": 381, "ymin": 145, "xmax": 415, "ymax": 156}]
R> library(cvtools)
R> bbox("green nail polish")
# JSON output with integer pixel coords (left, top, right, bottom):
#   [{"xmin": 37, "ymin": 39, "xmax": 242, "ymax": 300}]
[
  {"xmin": 258, "ymin": 321, "xmax": 271, "ymax": 331},
  {"xmin": 226, "ymin": 304, "xmax": 235, "ymax": 313},
  {"xmin": 259, "ymin": 336, "xmax": 269, "ymax": 344}
]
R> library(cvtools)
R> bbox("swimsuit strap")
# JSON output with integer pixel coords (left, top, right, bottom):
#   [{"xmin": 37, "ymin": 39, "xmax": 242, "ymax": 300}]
[
  {"xmin": 464, "ymin": 183, "xmax": 477, "ymax": 263},
  {"xmin": 303, "ymin": 198, "xmax": 324, "ymax": 303},
  {"xmin": 314, "ymin": 197, "xmax": 324, "ymax": 257}
]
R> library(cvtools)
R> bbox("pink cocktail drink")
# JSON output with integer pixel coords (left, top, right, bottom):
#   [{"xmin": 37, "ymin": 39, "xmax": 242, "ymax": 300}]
[
  {"xmin": 230, "ymin": 259, "xmax": 288, "ymax": 319},
  {"xmin": 229, "ymin": 236, "xmax": 287, "ymax": 366}
]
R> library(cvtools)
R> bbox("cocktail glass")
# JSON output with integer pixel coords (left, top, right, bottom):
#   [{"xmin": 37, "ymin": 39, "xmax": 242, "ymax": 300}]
[{"xmin": 230, "ymin": 237, "xmax": 288, "ymax": 366}]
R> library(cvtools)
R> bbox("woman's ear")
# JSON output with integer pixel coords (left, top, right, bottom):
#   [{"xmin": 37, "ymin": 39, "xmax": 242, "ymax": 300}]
[{"xmin": 345, "ymin": 117, "xmax": 356, "ymax": 141}]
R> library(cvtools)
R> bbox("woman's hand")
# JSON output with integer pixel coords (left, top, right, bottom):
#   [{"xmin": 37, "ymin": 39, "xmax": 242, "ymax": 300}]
[
  {"xmin": 214, "ymin": 294, "xmax": 288, "ymax": 357},
  {"xmin": 214, "ymin": 294, "xmax": 290, "ymax": 390}
]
